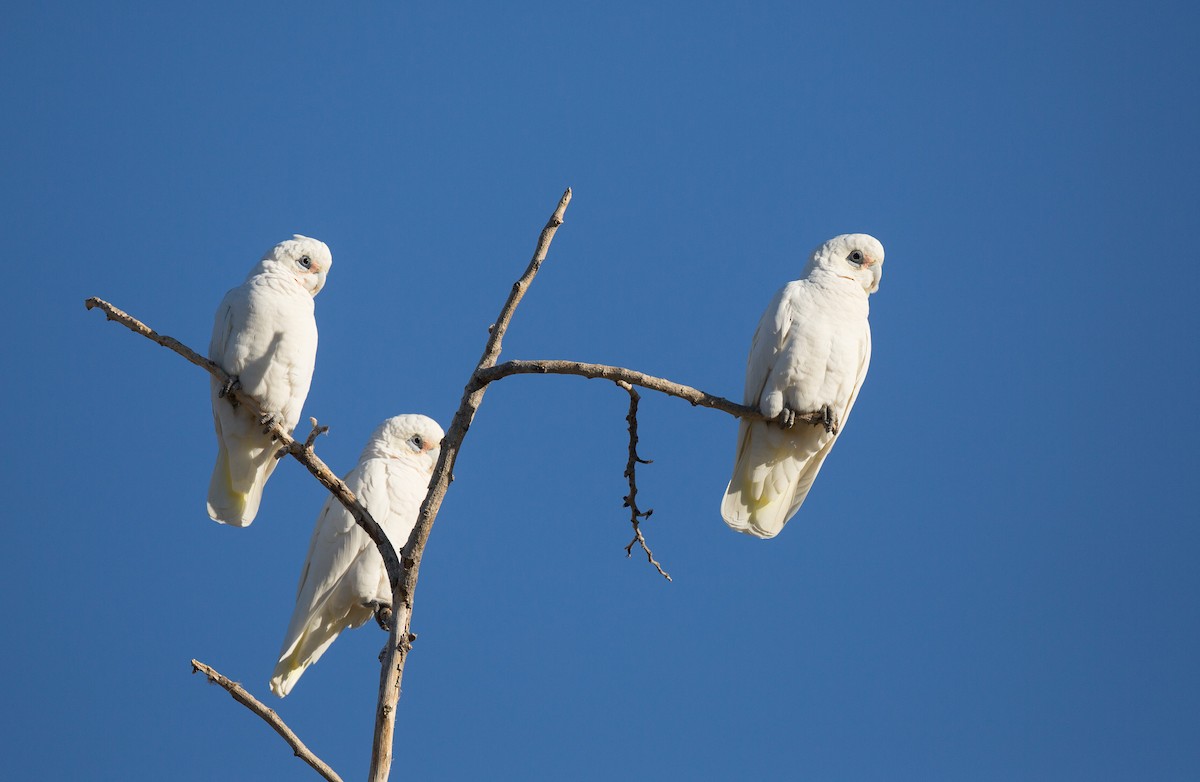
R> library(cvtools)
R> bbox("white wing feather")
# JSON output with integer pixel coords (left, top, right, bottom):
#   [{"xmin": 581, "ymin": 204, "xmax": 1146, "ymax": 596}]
[
  {"xmin": 743, "ymin": 284, "xmax": 791, "ymax": 412},
  {"xmin": 269, "ymin": 453, "xmax": 426, "ymax": 697}
]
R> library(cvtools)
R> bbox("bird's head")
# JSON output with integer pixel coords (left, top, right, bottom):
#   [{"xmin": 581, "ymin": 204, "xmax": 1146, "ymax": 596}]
[
  {"xmin": 807, "ymin": 233, "xmax": 884, "ymax": 294},
  {"xmin": 261, "ymin": 235, "xmax": 333, "ymax": 296},
  {"xmin": 365, "ymin": 414, "xmax": 446, "ymax": 471}
]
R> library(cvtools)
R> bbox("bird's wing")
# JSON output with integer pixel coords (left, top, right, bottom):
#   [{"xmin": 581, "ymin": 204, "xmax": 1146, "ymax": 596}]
[
  {"xmin": 743, "ymin": 284, "xmax": 792, "ymax": 409},
  {"xmin": 207, "ymin": 285, "xmax": 280, "ymax": 525},
  {"xmin": 723, "ymin": 284, "xmax": 805, "ymax": 537},
  {"xmin": 838, "ymin": 321, "xmax": 872, "ymax": 431},
  {"xmin": 269, "ymin": 459, "xmax": 387, "ymax": 697},
  {"xmin": 209, "ymin": 289, "xmax": 238, "ymax": 369}
]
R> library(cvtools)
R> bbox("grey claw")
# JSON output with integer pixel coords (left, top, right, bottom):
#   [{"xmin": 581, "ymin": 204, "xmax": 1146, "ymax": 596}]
[
  {"xmin": 219, "ymin": 376, "xmax": 241, "ymax": 407},
  {"xmin": 368, "ymin": 601, "xmax": 393, "ymax": 631},
  {"xmin": 259, "ymin": 412, "xmax": 281, "ymax": 435},
  {"xmin": 218, "ymin": 376, "xmax": 240, "ymax": 398},
  {"xmin": 779, "ymin": 409, "xmax": 797, "ymax": 429}
]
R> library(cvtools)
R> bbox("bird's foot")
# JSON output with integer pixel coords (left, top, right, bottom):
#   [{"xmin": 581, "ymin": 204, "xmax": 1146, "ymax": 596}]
[
  {"xmin": 776, "ymin": 408, "xmax": 797, "ymax": 429},
  {"xmin": 259, "ymin": 412, "xmax": 281, "ymax": 435},
  {"xmin": 821, "ymin": 405, "xmax": 837, "ymax": 435},
  {"xmin": 368, "ymin": 601, "xmax": 393, "ymax": 631},
  {"xmin": 218, "ymin": 376, "xmax": 241, "ymax": 407}
]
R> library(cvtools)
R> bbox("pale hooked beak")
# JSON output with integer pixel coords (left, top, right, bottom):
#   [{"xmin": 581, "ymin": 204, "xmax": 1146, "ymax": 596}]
[{"xmin": 311, "ymin": 268, "xmax": 328, "ymax": 294}]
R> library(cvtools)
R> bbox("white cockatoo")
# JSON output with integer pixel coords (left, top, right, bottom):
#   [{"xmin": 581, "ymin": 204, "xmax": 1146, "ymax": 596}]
[
  {"xmin": 207, "ymin": 235, "xmax": 332, "ymax": 527},
  {"xmin": 721, "ymin": 233, "xmax": 884, "ymax": 539},
  {"xmin": 270, "ymin": 414, "xmax": 445, "ymax": 697}
]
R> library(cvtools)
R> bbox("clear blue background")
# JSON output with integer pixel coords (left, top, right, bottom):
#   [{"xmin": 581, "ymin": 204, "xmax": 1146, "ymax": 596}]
[{"xmin": 4, "ymin": 1, "xmax": 1198, "ymax": 779}]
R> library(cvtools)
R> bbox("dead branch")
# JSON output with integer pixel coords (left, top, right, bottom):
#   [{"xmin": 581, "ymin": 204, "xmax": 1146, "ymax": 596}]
[
  {"xmin": 617, "ymin": 381, "xmax": 670, "ymax": 581},
  {"xmin": 368, "ymin": 188, "xmax": 575, "ymax": 782},
  {"xmin": 476, "ymin": 359, "xmax": 833, "ymax": 429},
  {"xmin": 190, "ymin": 659, "xmax": 343, "ymax": 782}
]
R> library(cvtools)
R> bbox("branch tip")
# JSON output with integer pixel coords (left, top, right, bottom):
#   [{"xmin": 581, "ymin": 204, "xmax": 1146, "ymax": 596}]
[
  {"xmin": 303, "ymin": 417, "xmax": 330, "ymax": 450},
  {"xmin": 189, "ymin": 658, "xmax": 344, "ymax": 782}
]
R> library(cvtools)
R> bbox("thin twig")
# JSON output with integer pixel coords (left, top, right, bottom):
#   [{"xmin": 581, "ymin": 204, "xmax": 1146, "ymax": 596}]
[
  {"xmin": 617, "ymin": 381, "xmax": 670, "ymax": 581},
  {"xmin": 368, "ymin": 188, "xmax": 574, "ymax": 782},
  {"xmin": 83, "ymin": 297, "xmax": 404, "ymax": 592},
  {"xmin": 303, "ymin": 417, "xmax": 330, "ymax": 449},
  {"xmin": 190, "ymin": 659, "xmax": 343, "ymax": 782}
]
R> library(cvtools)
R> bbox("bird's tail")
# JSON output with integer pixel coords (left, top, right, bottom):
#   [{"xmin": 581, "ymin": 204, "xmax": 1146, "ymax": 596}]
[
  {"xmin": 206, "ymin": 438, "xmax": 278, "ymax": 526},
  {"xmin": 270, "ymin": 602, "xmax": 373, "ymax": 697},
  {"xmin": 270, "ymin": 626, "xmax": 333, "ymax": 698},
  {"xmin": 720, "ymin": 420, "xmax": 829, "ymax": 539}
]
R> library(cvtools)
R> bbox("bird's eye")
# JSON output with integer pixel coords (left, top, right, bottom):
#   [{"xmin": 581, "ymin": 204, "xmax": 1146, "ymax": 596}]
[
  {"xmin": 410, "ymin": 435, "xmax": 424, "ymax": 449},
  {"xmin": 848, "ymin": 250, "xmax": 864, "ymax": 265},
  {"xmin": 298, "ymin": 255, "xmax": 312, "ymax": 269}
]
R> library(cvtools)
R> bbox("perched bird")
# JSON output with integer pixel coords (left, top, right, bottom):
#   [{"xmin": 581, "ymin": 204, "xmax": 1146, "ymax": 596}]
[
  {"xmin": 207, "ymin": 235, "xmax": 332, "ymax": 526},
  {"xmin": 270, "ymin": 414, "xmax": 445, "ymax": 698},
  {"xmin": 721, "ymin": 233, "xmax": 884, "ymax": 539}
]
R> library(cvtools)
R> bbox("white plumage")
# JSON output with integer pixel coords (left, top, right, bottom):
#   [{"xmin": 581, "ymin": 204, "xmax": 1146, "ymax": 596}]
[
  {"xmin": 270, "ymin": 414, "xmax": 445, "ymax": 698},
  {"xmin": 721, "ymin": 233, "xmax": 884, "ymax": 539},
  {"xmin": 207, "ymin": 234, "xmax": 332, "ymax": 526}
]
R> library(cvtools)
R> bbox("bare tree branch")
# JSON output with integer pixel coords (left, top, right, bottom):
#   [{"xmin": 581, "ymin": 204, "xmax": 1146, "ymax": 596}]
[
  {"xmin": 476, "ymin": 359, "xmax": 836, "ymax": 430},
  {"xmin": 190, "ymin": 659, "xmax": 343, "ymax": 782},
  {"xmin": 82, "ymin": 297, "xmax": 406, "ymax": 594},
  {"xmin": 368, "ymin": 188, "xmax": 575, "ymax": 782},
  {"xmin": 616, "ymin": 381, "xmax": 671, "ymax": 581}
]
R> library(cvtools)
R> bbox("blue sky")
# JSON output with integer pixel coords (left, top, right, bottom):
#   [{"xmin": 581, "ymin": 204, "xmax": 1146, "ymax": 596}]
[{"xmin": 4, "ymin": 1, "xmax": 1199, "ymax": 779}]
